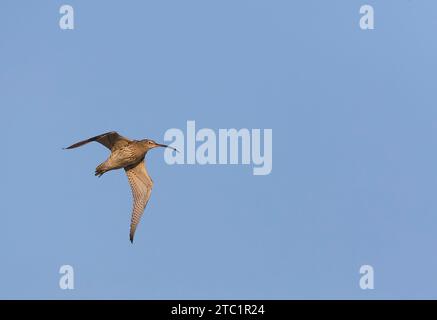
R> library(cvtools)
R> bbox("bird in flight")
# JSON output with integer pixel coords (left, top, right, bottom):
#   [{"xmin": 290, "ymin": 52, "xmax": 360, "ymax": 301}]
[{"xmin": 64, "ymin": 131, "xmax": 177, "ymax": 243}]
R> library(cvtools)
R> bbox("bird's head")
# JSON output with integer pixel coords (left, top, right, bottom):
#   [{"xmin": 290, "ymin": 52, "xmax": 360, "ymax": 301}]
[{"xmin": 141, "ymin": 139, "xmax": 178, "ymax": 152}]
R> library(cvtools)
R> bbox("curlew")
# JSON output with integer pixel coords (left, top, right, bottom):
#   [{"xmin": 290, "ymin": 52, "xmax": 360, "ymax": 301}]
[{"xmin": 64, "ymin": 131, "xmax": 176, "ymax": 243}]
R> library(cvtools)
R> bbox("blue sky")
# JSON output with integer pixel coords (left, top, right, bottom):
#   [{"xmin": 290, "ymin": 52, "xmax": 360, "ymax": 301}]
[{"xmin": 1, "ymin": 0, "xmax": 437, "ymax": 299}]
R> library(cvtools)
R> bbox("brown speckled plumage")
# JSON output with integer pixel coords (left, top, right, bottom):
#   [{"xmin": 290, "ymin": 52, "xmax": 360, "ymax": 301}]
[{"xmin": 65, "ymin": 131, "xmax": 176, "ymax": 243}]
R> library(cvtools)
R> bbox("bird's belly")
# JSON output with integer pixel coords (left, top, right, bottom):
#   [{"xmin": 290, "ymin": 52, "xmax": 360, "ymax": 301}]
[{"xmin": 107, "ymin": 148, "xmax": 144, "ymax": 170}]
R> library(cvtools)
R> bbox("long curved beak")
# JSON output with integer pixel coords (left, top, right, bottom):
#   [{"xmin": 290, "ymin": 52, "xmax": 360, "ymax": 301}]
[{"xmin": 157, "ymin": 143, "xmax": 179, "ymax": 153}]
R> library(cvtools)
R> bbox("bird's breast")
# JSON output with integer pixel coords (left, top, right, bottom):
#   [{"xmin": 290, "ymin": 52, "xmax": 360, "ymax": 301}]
[{"xmin": 110, "ymin": 146, "xmax": 145, "ymax": 168}]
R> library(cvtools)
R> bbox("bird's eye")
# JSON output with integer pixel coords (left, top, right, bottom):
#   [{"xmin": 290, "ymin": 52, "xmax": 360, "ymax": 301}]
[{"xmin": 148, "ymin": 141, "xmax": 153, "ymax": 144}]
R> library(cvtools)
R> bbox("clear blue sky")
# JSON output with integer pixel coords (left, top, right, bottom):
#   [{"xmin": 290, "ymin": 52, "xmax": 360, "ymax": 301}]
[{"xmin": 1, "ymin": 0, "xmax": 437, "ymax": 299}]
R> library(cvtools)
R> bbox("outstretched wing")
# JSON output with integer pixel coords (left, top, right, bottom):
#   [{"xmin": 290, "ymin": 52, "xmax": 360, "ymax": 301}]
[
  {"xmin": 64, "ymin": 131, "xmax": 131, "ymax": 151},
  {"xmin": 125, "ymin": 160, "xmax": 153, "ymax": 243}
]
